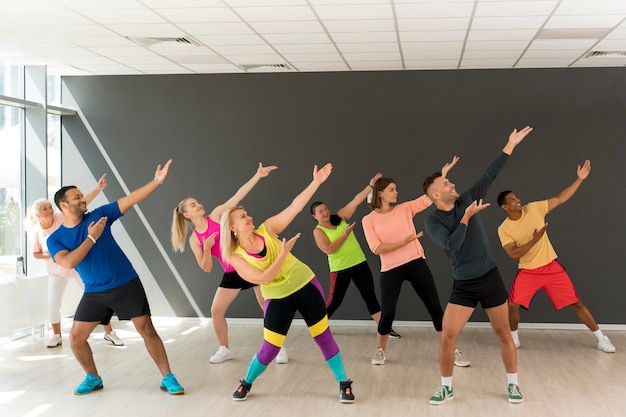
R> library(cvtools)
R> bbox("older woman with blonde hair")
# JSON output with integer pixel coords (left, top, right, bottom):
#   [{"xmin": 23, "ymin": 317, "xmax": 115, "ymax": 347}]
[
  {"xmin": 220, "ymin": 163, "xmax": 354, "ymax": 404},
  {"xmin": 170, "ymin": 163, "xmax": 288, "ymax": 364}
]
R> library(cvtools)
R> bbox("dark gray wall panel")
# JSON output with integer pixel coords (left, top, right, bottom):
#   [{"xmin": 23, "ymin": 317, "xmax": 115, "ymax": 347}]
[{"xmin": 62, "ymin": 68, "xmax": 626, "ymax": 323}]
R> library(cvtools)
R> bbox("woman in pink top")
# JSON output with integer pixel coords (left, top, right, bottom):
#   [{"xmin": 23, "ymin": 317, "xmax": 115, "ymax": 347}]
[
  {"xmin": 27, "ymin": 174, "xmax": 123, "ymax": 348},
  {"xmin": 171, "ymin": 163, "xmax": 287, "ymax": 364},
  {"xmin": 362, "ymin": 157, "xmax": 469, "ymax": 367}
]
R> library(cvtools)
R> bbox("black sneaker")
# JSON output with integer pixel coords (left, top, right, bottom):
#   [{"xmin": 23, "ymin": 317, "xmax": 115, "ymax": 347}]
[
  {"xmin": 232, "ymin": 380, "xmax": 251, "ymax": 401},
  {"xmin": 389, "ymin": 328, "xmax": 401, "ymax": 339},
  {"xmin": 339, "ymin": 380, "xmax": 355, "ymax": 404}
]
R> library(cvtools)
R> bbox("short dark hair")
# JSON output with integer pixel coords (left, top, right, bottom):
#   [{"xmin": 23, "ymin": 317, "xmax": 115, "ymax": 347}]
[
  {"xmin": 54, "ymin": 186, "xmax": 77, "ymax": 209},
  {"xmin": 497, "ymin": 190, "xmax": 513, "ymax": 207},
  {"xmin": 310, "ymin": 201, "xmax": 341, "ymax": 226},
  {"xmin": 422, "ymin": 172, "xmax": 442, "ymax": 196}
]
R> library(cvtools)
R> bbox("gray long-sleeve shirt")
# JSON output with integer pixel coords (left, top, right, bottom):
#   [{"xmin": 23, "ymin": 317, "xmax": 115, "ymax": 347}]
[{"xmin": 425, "ymin": 152, "xmax": 509, "ymax": 280}]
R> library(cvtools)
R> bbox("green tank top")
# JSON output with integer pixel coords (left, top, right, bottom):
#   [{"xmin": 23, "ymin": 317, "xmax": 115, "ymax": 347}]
[{"xmin": 316, "ymin": 220, "xmax": 367, "ymax": 272}]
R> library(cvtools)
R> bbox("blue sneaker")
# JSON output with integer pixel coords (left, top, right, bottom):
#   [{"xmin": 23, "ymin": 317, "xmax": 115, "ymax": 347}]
[
  {"xmin": 74, "ymin": 373, "xmax": 103, "ymax": 395},
  {"xmin": 160, "ymin": 373, "xmax": 184, "ymax": 395}
]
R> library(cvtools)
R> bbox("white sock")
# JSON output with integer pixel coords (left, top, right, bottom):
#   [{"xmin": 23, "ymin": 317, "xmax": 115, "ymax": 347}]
[
  {"xmin": 511, "ymin": 330, "xmax": 519, "ymax": 340},
  {"xmin": 592, "ymin": 329, "xmax": 604, "ymax": 342},
  {"xmin": 441, "ymin": 376, "xmax": 453, "ymax": 388},
  {"xmin": 507, "ymin": 373, "xmax": 518, "ymax": 385}
]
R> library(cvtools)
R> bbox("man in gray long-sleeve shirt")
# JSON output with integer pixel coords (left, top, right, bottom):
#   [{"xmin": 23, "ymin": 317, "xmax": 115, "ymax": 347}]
[{"xmin": 422, "ymin": 126, "xmax": 533, "ymax": 406}]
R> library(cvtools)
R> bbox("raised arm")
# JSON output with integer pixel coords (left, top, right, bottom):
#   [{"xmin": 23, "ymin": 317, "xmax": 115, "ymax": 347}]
[
  {"xmin": 209, "ymin": 162, "xmax": 277, "ymax": 222},
  {"xmin": 229, "ymin": 233, "xmax": 300, "ymax": 284},
  {"xmin": 336, "ymin": 173, "xmax": 381, "ymax": 221},
  {"xmin": 118, "ymin": 159, "xmax": 172, "ymax": 214},
  {"xmin": 265, "ymin": 164, "xmax": 332, "ymax": 236},
  {"xmin": 547, "ymin": 160, "xmax": 591, "ymax": 212},
  {"xmin": 441, "ymin": 156, "xmax": 459, "ymax": 178},
  {"xmin": 84, "ymin": 173, "xmax": 107, "ymax": 205},
  {"xmin": 502, "ymin": 126, "xmax": 533, "ymax": 155}
]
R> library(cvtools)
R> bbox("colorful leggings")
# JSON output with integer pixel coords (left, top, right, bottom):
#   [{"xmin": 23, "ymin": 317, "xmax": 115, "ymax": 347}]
[{"xmin": 243, "ymin": 277, "xmax": 347, "ymax": 384}]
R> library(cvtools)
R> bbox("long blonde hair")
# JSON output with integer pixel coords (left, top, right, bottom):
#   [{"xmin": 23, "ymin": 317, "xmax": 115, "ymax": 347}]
[
  {"xmin": 171, "ymin": 197, "xmax": 192, "ymax": 253},
  {"xmin": 220, "ymin": 206, "xmax": 244, "ymax": 264}
]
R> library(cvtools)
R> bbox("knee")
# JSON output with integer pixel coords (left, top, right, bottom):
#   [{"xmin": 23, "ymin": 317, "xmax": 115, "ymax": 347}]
[{"xmin": 570, "ymin": 301, "xmax": 584, "ymax": 310}]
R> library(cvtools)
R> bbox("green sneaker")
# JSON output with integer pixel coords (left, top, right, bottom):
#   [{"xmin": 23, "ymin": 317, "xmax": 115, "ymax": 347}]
[
  {"xmin": 508, "ymin": 383, "xmax": 523, "ymax": 403},
  {"xmin": 429, "ymin": 385, "xmax": 453, "ymax": 405}
]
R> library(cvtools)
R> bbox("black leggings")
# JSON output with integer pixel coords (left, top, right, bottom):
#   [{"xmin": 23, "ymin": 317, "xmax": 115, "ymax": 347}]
[
  {"xmin": 378, "ymin": 258, "xmax": 443, "ymax": 335},
  {"xmin": 326, "ymin": 261, "xmax": 381, "ymax": 318}
]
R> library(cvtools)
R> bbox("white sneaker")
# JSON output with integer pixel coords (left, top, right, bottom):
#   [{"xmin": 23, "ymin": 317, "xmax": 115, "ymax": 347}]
[
  {"xmin": 275, "ymin": 346, "xmax": 288, "ymax": 364},
  {"xmin": 597, "ymin": 336, "xmax": 616, "ymax": 353},
  {"xmin": 104, "ymin": 331, "xmax": 124, "ymax": 346},
  {"xmin": 454, "ymin": 348, "xmax": 471, "ymax": 367},
  {"xmin": 209, "ymin": 346, "xmax": 232, "ymax": 363},
  {"xmin": 371, "ymin": 347, "xmax": 386, "ymax": 365},
  {"xmin": 47, "ymin": 334, "xmax": 62, "ymax": 348}
]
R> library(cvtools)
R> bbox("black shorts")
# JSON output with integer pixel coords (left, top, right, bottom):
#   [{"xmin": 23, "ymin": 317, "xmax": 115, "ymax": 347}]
[
  {"xmin": 219, "ymin": 270, "xmax": 257, "ymax": 290},
  {"xmin": 449, "ymin": 267, "xmax": 508, "ymax": 309},
  {"xmin": 74, "ymin": 278, "xmax": 150, "ymax": 324}
]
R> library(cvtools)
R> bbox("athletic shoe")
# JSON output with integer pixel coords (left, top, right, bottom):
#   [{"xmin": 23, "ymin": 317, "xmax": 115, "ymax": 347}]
[
  {"xmin": 46, "ymin": 334, "xmax": 62, "ymax": 348},
  {"xmin": 74, "ymin": 373, "xmax": 103, "ymax": 395},
  {"xmin": 232, "ymin": 380, "xmax": 252, "ymax": 401},
  {"xmin": 389, "ymin": 328, "xmax": 401, "ymax": 339},
  {"xmin": 597, "ymin": 336, "xmax": 616, "ymax": 353},
  {"xmin": 429, "ymin": 385, "xmax": 453, "ymax": 405},
  {"xmin": 275, "ymin": 346, "xmax": 288, "ymax": 364},
  {"xmin": 508, "ymin": 383, "xmax": 523, "ymax": 403},
  {"xmin": 371, "ymin": 347, "xmax": 386, "ymax": 365},
  {"xmin": 339, "ymin": 380, "xmax": 355, "ymax": 403},
  {"xmin": 104, "ymin": 331, "xmax": 124, "ymax": 346},
  {"xmin": 454, "ymin": 348, "xmax": 471, "ymax": 367},
  {"xmin": 209, "ymin": 346, "xmax": 232, "ymax": 363},
  {"xmin": 160, "ymin": 373, "xmax": 184, "ymax": 395}
]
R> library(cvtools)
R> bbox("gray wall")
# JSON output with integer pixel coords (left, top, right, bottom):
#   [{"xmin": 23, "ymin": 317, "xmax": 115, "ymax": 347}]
[{"xmin": 62, "ymin": 67, "xmax": 626, "ymax": 324}]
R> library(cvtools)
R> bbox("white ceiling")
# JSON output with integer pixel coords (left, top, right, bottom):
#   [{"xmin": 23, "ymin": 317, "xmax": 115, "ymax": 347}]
[{"xmin": 1, "ymin": 0, "xmax": 626, "ymax": 76}]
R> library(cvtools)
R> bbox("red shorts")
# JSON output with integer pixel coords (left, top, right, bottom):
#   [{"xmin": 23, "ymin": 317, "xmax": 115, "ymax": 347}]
[{"xmin": 508, "ymin": 260, "xmax": 580, "ymax": 310}]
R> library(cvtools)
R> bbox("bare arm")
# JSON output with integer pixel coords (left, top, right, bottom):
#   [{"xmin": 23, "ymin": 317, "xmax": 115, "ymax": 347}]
[
  {"xmin": 229, "ymin": 234, "xmax": 300, "ymax": 284},
  {"xmin": 547, "ymin": 160, "xmax": 591, "ymax": 212},
  {"xmin": 84, "ymin": 174, "xmax": 107, "ymax": 205},
  {"xmin": 336, "ymin": 173, "xmax": 381, "ymax": 221},
  {"xmin": 265, "ymin": 164, "xmax": 332, "ymax": 236},
  {"xmin": 313, "ymin": 222, "xmax": 356, "ymax": 254},
  {"xmin": 372, "ymin": 232, "xmax": 423, "ymax": 255},
  {"xmin": 53, "ymin": 217, "xmax": 107, "ymax": 269},
  {"xmin": 209, "ymin": 163, "xmax": 278, "ymax": 222},
  {"xmin": 441, "ymin": 156, "xmax": 459, "ymax": 178},
  {"xmin": 189, "ymin": 232, "xmax": 217, "ymax": 272},
  {"xmin": 502, "ymin": 224, "xmax": 548, "ymax": 260},
  {"xmin": 118, "ymin": 159, "xmax": 172, "ymax": 214}
]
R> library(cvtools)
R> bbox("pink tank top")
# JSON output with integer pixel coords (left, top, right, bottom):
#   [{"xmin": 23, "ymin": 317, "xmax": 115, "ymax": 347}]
[{"xmin": 193, "ymin": 216, "xmax": 234, "ymax": 272}]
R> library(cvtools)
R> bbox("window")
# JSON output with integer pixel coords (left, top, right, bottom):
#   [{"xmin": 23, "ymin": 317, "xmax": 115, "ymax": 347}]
[{"xmin": 47, "ymin": 114, "xmax": 61, "ymax": 201}]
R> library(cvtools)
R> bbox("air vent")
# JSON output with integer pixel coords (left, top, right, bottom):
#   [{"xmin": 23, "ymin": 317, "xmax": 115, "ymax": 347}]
[
  {"xmin": 239, "ymin": 63, "xmax": 293, "ymax": 72},
  {"xmin": 586, "ymin": 50, "xmax": 626, "ymax": 58},
  {"xmin": 127, "ymin": 37, "xmax": 202, "ymax": 48}
]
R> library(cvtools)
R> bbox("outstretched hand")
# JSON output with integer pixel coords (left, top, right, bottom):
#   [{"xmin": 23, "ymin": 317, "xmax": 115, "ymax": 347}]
[
  {"xmin": 257, "ymin": 162, "xmax": 278, "ymax": 178},
  {"xmin": 464, "ymin": 199, "xmax": 491, "ymax": 218},
  {"xmin": 87, "ymin": 217, "xmax": 107, "ymax": 240},
  {"xmin": 441, "ymin": 156, "xmax": 460, "ymax": 178},
  {"xmin": 577, "ymin": 160, "xmax": 591, "ymax": 180},
  {"xmin": 369, "ymin": 173, "xmax": 382, "ymax": 187},
  {"xmin": 508, "ymin": 126, "xmax": 533, "ymax": 146},
  {"xmin": 533, "ymin": 223, "xmax": 548, "ymax": 241},
  {"xmin": 281, "ymin": 233, "xmax": 301, "ymax": 254},
  {"xmin": 313, "ymin": 163, "xmax": 333, "ymax": 184},
  {"xmin": 154, "ymin": 159, "xmax": 173, "ymax": 183},
  {"xmin": 96, "ymin": 173, "xmax": 107, "ymax": 191},
  {"xmin": 203, "ymin": 232, "xmax": 218, "ymax": 249}
]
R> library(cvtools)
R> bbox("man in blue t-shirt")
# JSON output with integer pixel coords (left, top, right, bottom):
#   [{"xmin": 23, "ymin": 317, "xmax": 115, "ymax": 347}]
[
  {"xmin": 47, "ymin": 159, "xmax": 184, "ymax": 396},
  {"xmin": 422, "ymin": 126, "xmax": 533, "ymax": 406}
]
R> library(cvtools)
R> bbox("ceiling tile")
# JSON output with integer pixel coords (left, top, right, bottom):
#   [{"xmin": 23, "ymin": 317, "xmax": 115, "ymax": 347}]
[
  {"xmin": 401, "ymin": 41, "xmax": 463, "ymax": 52},
  {"xmin": 405, "ymin": 59, "xmax": 459, "ymax": 69},
  {"xmin": 313, "ymin": 5, "xmax": 393, "ymax": 20},
  {"xmin": 273, "ymin": 43, "xmax": 337, "ymax": 54},
  {"xmin": 79, "ymin": 9, "xmax": 167, "ymax": 25},
  {"xmin": 155, "ymin": 8, "xmax": 241, "ymax": 23},
  {"xmin": 463, "ymin": 50, "xmax": 522, "ymax": 59},
  {"xmin": 86, "ymin": 46, "xmax": 160, "ymax": 57},
  {"xmin": 554, "ymin": 0, "xmax": 626, "ymax": 16},
  {"xmin": 523, "ymin": 49, "xmax": 586, "ymax": 59},
  {"xmin": 594, "ymin": 39, "xmax": 626, "ymax": 50},
  {"xmin": 331, "ymin": 32, "xmax": 397, "ymax": 43},
  {"xmin": 545, "ymin": 15, "xmax": 625, "ymax": 29},
  {"xmin": 475, "ymin": 1, "xmax": 557, "ymax": 17},
  {"xmin": 471, "ymin": 16, "xmax": 547, "ymax": 30},
  {"xmin": 210, "ymin": 44, "xmax": 277, "ymax": 55},
  {"xmin": 349, "ymin": 61, "xmax": 403, "ymax": 70},
  {"xmin": 233, "ymin": 6, "xmax": 316, "ymax": 21},
  {"xmin": 515, "ymin": 58, "xmax": 576, "ymax": 67},
  {"xmin": 528, "ymin": 39, "xmax": 598, "ymax": 50},
  {"xmin": 342, "ymin": 51, "xmax": 401, "ymax": 61},
  {"xmin": 249, "ymin": 21, "xmax": 325, "ymax": 33},
  {"xmin": 336, "ymin": 42, "xmax": 399, "ymax": 53},
  {"xmin": 282, "ymin": 52, "xmax": 343, "ymax": 61},
  {"xmin": 263, "ymin": 33, "xmax": 331, "ymax": 44},
  {"xmin": 195, "ymin": 34, "xmax": 267, "ymax": 45},
  {"xmin": 403, "ymin": 50, "xmax": 461, "ymax": 60},
  {"xmin": 104, "ymin": 23, "xmax": 186, "ymax": 37},
  {"xmin": 460, "ymin": 58, "xmax": 518, "ymax": 68},
  {"xmin": 395, "ymin": 2, "xmax": 474, "ymax": 19},
  {"xmin": 178, "ymin": 22, "xmax": 255, "ymax": 35},
  {"xmin": 400, "ymin": 31, "xmax": 466, "ymax": 42},
  {"xmin": 465, "ymin": 40, "xmax": 530, "ymax": 50},
  {"xmin": 323, "ymin": 19, "xmax": 395, "ymax": 32},
  {"xmin": 398, "ymin": 18, "xmax": 470, "ymax": 31},
  {"xmin": 467, "ymin": 29, "xmax": 538, "ymax": 41}
]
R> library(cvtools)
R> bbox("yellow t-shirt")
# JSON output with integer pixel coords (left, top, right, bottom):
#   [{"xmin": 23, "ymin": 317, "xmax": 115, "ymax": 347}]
[
  {"xmin": 497, "ymin": 200, "xmax": 557, "ymax": 270},
  {"xmin": 233, "ymin": 223, "xmax": 314, "ymax": 299}
]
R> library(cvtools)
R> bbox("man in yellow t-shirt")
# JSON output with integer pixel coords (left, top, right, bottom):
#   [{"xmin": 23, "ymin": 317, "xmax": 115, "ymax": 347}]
[{"xmin": 497, "ymin": 159, "xmax": 615, "ymax": 353}]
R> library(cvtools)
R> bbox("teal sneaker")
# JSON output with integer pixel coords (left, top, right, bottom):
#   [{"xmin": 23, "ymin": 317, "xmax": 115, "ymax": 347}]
[
  {"xmin": 429, "ymin": 385, "xmax": 453, "ymax": 405},
  {"xmin": 74, "ymin": 373, "xmax": 103, "ymax": 395},
  {"xmin": 508, "ymin": 383, "xmax": 523, "ymax": 403},
  {"xmin": 160, "ymin": 373, "xmax": 184, "ymax": 395}
]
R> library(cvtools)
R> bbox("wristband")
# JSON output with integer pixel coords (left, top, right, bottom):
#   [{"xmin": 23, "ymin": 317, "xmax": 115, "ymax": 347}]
[
  {"xmin": 154, "ymin": 176, "xmax": 163, "ymax": 185},
  {"xmin": 87, "ymin": 235, "xmax": 96, "ymax": 244},
  {"xmin": 368, "ymin": 184, "xmax": 374, "ymax": 188}
]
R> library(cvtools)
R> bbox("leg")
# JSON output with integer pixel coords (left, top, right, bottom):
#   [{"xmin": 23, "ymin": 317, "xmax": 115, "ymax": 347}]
[
  {"xmin": 439, "ymin": 303, "xmax": 474, "ymax": 377},
  {"xmin": 377, "ymin": 268, "xmax": 403, "ymax": 351},
  {"xmin": 485, "ymin": 303, "xmax": 517, "ymax": 373},
  {"xmin": 349, "ymin": 262, "xmax": 382, "ymax": 320},
  {"xmin": 211, "ymin": 287, "xmax": 241, "ymax": 347},
  {"xmin": 252, "ymin": 285, "xmax": 264, "ymax": 311},
  {"xmin": 326, "ymin": 270, "xmax": 351, "ymax": 318},
  {"xmin": 406, "ymin": 259, "xmax": 444, "ymax": 331},
  {"xmin": 508, "ymin": 302, "xmax": 521, "ymax": 331},
  {"xmin": 131, "ymin": 315, "xmax": 172, "ymax": 376},
  {"xmin": 569, "ymin": 301, "xmax": 599, "ymax": 331},
  {"xmin": 70, "ymin": 320, "xmax": 101, "ymax": 375},
  {"xmin": 48, "ymin": 274, "xmax": 69, "ymax": 335}
]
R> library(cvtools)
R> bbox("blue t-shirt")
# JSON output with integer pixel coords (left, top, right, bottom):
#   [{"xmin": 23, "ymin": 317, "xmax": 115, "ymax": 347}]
[{"xmin": 47, "ymin": 202, "xmax": 138, "ymax": 293}]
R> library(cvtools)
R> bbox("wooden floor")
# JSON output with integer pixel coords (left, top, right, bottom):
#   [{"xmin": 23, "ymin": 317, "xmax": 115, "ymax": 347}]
[{"xmin": 1, "ymin": 318, "xmax": 624, "ymax": 417}]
